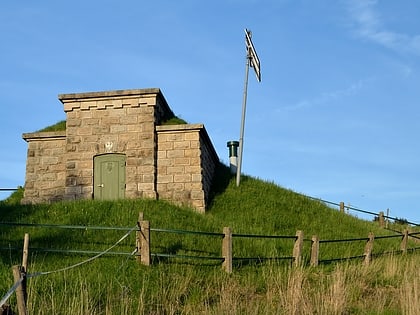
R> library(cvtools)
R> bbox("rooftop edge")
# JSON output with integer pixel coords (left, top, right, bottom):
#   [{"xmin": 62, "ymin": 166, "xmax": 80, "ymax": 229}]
[{"xmin": 58, "ymin": 88, "xmax": 162, "ymax": 102}]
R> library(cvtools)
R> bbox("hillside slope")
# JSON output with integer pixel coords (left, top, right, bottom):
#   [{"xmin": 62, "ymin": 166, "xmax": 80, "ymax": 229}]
[
  {"xmin": 1, "ymin": 164, "xmax": 418, "ymax": 315},
  {"xmin": 1, "ymin": 163, "xmax": 408, "ymax": 262},
  {"xmin": 2, "ymin": 164, "xmax": 393, "ymax": 237},
  {"xmin": 208, "ymin": 165, "xmax": 395, "ymax": 237}
]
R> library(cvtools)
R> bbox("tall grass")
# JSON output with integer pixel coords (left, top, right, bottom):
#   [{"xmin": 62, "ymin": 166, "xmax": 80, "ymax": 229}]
[
  {"xmin": 5, "ymin": 254, "xmax": 416, "ymax": 314},
  {"xmin": 1, "ymin": 163, "xmax": 419, "ymax": 314}
]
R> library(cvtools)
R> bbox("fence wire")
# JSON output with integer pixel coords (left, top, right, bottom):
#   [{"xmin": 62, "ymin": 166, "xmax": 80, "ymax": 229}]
[
  {"xmin": 27, "ymin": 225, "xmax": 137, "ymax": 278},
  {"xmin": 0, "ymin": 226, "xmax": 137, "ymax": 308},
  {"xmin": 305, "ymin": 195, "xmax": 420, "ymax": 227},
  {"xmin": 0, "ymin": 277, "xmax": 24, "ymax": 308},
  {"xmin": 1, "ymin": 220, "xmax": 419, "ymax": 274}
]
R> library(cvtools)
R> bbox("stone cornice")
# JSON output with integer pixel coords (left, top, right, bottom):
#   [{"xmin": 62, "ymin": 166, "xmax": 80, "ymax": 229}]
[
  {"xmin": 58, "ymin": 88, "xmax": 161, "ymax": 101},
  {"xmin": 22, "ymin": 131, "xmax": 66, "ymax": 142},
  {"xmin": 58, "ymin": 88, "xmax": 171, "ymax": 113}
]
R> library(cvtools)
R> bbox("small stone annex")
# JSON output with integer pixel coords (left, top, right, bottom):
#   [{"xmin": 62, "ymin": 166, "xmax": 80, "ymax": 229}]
[{"xmin": 22, "ymin": 88, "xmax": 219, "ymax": 212}]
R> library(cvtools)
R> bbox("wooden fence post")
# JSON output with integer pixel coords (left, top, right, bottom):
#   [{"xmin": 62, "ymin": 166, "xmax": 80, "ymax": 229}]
[
  {"xmin": 293, "ymin": 230, "xmax": 304, "ymax": 267},
  {"xmin": 400, "ymin": 229, "xmax": 409, "ymax": 254},
  {"xmin": 12, "ymin": 265, "xmax": 27, "ymax": 315},
  {"xmin": 136, "ymin": 212, "xmax": 144, "ymax": 263},
  {"xmin": 21, "ymin": 233, "xmax": 29, "ymax": 311},
  {"xmin": 310, "ymin": 235, "xmax": 319, "ymax": 267},
  {"xmin": 340, "ymin": 202, "xmax": 345, "ymax": 213},
  {"xmin": 378, "ymin": 211, "xmax": 385, "ymax": 228},
  {"xmin": 22, "ymin": 233, "xmax": 29, "ymax": 273},
  {"xmin": 364, "ymin": 232, "xmax": 374, "ymax": 265},
  {"xmin": 222, "ymin": 227, "xmax": 233, "ymax": 273},
  {"xmin": 139, "ymin": 220, "xmax": 151, "ymax": 266}
]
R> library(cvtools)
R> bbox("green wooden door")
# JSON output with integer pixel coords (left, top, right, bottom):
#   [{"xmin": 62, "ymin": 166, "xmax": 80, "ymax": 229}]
[{"xmin": 94, "ymin": 154, "xmax": 126, "ymax": 200}]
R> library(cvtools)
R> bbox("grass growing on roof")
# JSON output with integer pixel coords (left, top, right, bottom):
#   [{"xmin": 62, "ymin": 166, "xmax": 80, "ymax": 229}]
[
  {"xmin": 33, "ymin": 114, "xmax": 186, "ymax": 134},
  {"xmin": 36, "ymin": 120, "xmax": 66, "ymax": 132}
]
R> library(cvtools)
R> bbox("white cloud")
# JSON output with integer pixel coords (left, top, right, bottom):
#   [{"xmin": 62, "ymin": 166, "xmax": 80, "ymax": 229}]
[
  {"xmin": 346, "ymin": 0, "xmax": 420, "ymax": 55},
  {"xmin": 280, "ymin": 78, "xmax": 372, "ymax": 111}
]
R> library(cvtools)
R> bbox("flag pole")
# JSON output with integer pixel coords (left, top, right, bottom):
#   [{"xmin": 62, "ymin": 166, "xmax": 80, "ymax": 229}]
[
  {"xmin": 236, "ymin": 46, "xmax": 251, "ymax": 187},
  {"xmin": 236, "ymin": 29, "xmax": 261, "ymax": 187}
]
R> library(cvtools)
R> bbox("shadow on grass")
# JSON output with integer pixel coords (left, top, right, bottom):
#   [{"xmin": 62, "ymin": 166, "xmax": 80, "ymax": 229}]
[
  {"xmin": 206, "ymin": 162, "xmax": 234, "ymax": 210},
  {"xmin": 0, "ymin": 187, "xmax": 34, "ymax": 222}
]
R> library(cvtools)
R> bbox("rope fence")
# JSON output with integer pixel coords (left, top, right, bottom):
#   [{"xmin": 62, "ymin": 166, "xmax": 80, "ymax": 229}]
[
  {"xmin": 1, "ymin": 219, "xmax": 418, "ymax": 274},
  {"xmin": 1, "ymin": 218, "xmax": 419, "ymax": 270},
  {"xmin": 0, "ymin": 227, "xmax": 137, "ymax": 312},
  {"xmin": 1, "ymin": 211, "xmax": 419, "ymax": 312},
  {"xmin": 27, "ymin": 226, "xmax": 136, "ymax": 278},
  {"xmin": 232, "ymin": 233, "xmax": 296, "ymax": 239},
  {"xmin": 0, "ymin": 276, "xmax": 24, "ymax": 310},
  {"xmin": 0, "ymin": 221, "xmax": 133, "ymax": 231},
  {"xmin": 306, "ymin": 196, "xmax": 420, "ymax": 227},
  {"xmin": 151, "ymin": 227, "xmax": 224, "ymax": 237},
  {"xmin": 318, "ymin": 236, "xmax": 369, "ymax": 243}
]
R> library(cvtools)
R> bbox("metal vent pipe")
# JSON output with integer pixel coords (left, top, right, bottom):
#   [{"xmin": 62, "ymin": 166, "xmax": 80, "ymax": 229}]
[{"xmin": 226, "ymin": 141, "xmax": 239, "ymax": 174}]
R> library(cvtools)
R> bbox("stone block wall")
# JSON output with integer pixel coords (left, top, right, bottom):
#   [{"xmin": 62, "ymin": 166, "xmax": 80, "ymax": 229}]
[
  {"xmin": 22, "ymin": 88, "xmax": 219, "ymax": 212},
  {"xmin": 59, "ymin": 89, "xmax": 172, "ymax": 200},
  {"xmin": 22, "ymin": 131, "xmax": 66, "ymax": 204},
  {"xmin": 156, "ymin": 124, "xmax": 218, "ymax": 212}
]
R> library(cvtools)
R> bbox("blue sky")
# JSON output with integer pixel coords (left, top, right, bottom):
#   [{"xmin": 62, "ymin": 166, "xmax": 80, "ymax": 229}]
[{"xmin": 1, "ymin": 1, "xmax": 420, "ymax": 224}]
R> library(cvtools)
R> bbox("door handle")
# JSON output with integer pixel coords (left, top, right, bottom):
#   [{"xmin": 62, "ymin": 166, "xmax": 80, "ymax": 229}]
[{"xmin": 97, "ymin": 184, "xmax": 104, "ymax": 187}]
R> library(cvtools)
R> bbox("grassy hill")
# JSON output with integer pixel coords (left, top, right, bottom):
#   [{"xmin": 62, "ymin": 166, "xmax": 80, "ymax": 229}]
[{"xmin": 1, "ymin": 163, "xmax": 419, "ymax": 314}]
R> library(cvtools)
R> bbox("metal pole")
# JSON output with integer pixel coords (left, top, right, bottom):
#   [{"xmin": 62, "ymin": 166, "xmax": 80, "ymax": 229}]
[{"xmin": 236, "ymin": 54, "xmax": 251, "ymax": 187}]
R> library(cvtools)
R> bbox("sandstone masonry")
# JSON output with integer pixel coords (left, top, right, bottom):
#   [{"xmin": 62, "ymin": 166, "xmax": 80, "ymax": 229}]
[{"xmin": 22, "ymin": 88, "xmax": 219, "ymax": 212}]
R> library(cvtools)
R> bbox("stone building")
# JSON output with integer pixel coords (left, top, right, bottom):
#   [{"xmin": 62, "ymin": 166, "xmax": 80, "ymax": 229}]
[{"xmin": 22, "ymin": 88, "xmax": 219, "ymax": 212}]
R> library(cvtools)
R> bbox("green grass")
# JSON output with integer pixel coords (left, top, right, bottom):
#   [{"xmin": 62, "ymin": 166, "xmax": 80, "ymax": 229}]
[
  {"xmin": 1, "ymin": 163, "xmax": 419, "ymax": 314},
  {"xmin": 160, "ymin": 116, "xmax": 188, "ymax": 125},
  {"xmin": 36, "ymin": 120, "xmax": 66, "ymax": 132},
  {"xmin": 33, "ymin": 115, "xmax": 187, "ymax": 134},
  {"xmin": 1, "ymin": 186, "xmax": 24, "ymax": 205}
]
